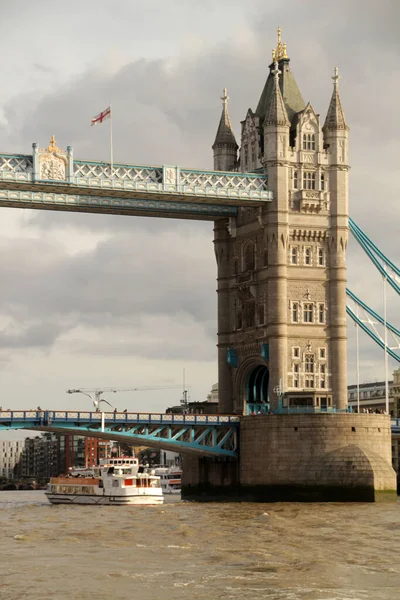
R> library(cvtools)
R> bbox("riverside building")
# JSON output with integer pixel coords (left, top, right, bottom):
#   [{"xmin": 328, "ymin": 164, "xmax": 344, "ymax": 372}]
[{"xmin": 0, "ymin": 440, "xmax": 24, "ymax": 479}]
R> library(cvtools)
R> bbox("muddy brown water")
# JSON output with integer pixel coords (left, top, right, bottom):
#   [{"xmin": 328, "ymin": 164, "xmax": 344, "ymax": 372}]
[{"xmin": 0, "ymin": 491, "xmax": 399, "ymax": 600}]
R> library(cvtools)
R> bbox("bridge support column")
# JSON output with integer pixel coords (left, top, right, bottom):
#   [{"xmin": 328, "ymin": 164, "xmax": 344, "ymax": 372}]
[{"xmin": 182, "ymin": 414, "xmax": 397, "ymax": 502}]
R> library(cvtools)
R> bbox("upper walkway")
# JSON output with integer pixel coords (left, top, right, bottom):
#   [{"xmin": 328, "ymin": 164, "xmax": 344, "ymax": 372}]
[{"xmin": 0, "ymin": 142, "xmax": 272, "ymax": 221}]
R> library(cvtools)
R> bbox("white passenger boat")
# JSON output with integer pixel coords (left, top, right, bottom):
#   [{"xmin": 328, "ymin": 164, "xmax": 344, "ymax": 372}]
[
  {"xmin": 153, "ymin": 466, "xmax": 182, "ymax": 494},
  {"xmin": 46, "ymin": 457, "xmax": 163, "ymax": 505}
]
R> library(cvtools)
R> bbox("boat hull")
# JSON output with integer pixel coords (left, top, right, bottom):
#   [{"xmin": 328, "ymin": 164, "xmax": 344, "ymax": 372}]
[{"xmin": 45, "ymin": 493, "xmax": 164, "ymax": 505}]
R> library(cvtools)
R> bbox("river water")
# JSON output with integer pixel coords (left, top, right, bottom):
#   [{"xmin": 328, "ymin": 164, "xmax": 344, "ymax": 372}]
[{"xmin": 0, "ymin": 491, "xmax": 399, "ymax": 600}]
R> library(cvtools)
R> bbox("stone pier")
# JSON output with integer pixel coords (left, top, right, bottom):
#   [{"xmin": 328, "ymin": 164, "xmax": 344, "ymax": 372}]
[{"xmin": 182, "ymin": 413, "xmax": 397, "ymax": 502}]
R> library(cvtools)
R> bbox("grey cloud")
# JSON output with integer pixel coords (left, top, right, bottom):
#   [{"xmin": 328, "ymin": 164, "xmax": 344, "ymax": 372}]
[
  {"xmin": 0, "ymin": 228, "xmax": 217, "ymax": 357},
  {"xmin": 0, "ymin": 0, "xmax": 398, "ymax": 372},
  {"xmin": 0, "ymin": 320, "xmax": 67, "ymax": 349}
]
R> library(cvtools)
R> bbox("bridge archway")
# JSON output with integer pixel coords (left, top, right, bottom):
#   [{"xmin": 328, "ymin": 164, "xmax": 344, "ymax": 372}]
[{"xmin": 246, "ymin": 364, "xmax": 270, "ymax": 415}]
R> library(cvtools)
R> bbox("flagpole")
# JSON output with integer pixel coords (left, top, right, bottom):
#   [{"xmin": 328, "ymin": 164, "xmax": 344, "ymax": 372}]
[{"xmin": 110, "ymin": 102, "xmax": 113, "ymax": 179}]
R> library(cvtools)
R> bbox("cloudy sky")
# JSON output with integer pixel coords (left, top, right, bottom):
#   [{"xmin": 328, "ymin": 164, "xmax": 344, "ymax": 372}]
[{"xmin": 0, "ymin": 0, "xmax": 399, "ymax": 435}]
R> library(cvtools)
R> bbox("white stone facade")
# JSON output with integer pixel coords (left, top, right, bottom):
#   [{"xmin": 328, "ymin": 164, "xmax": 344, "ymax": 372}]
[{"xmin": 213, "ymin": 32, "xmax": 349, "ymax": 413}]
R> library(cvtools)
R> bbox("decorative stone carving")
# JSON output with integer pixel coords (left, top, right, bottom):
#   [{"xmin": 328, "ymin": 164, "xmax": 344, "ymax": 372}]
[
  {"xmin": 240, "ymin": 342, "xmax": 261, "ymax": 356},
  {"xmin": 39, "ymin": 136, "xmax": 67, "ymax": 180},
  {"xmin": 166, "ymin": 168, "xmax": 177, "ymax": 185}
]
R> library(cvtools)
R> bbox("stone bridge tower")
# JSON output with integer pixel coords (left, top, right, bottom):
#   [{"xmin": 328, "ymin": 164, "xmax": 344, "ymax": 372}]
[{"xmin": 213, "ymin": 28, "xmax": 349, "ymax": 414}]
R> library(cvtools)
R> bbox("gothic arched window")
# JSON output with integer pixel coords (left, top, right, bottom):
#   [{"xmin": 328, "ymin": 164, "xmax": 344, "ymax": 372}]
[
  {"xmin": 305, "ymin": 354, "xmax": 314, "ymax": 373},
  {"xmin": 244, "ymin": 300, "xmax": 255, "ymax": 328},
  {"xmin": 303, "ymin": 172, "xmax": 316, "ymax": 190},
  {"xmin": 244, "ymin": 243, "xmax": 255, "ymax": 271}
]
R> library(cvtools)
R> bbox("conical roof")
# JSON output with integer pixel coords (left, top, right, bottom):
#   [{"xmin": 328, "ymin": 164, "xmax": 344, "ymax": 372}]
[
  {"xmin": 323, "ymin": 67, "xmax": 348, "ymax": 131},
  {"xmin": 256, "ymin": 59, "xmax": 305, "ymax": 124},
  {"xmin": 264, "ymin": 63, "xmax": 290, "ymax": 127},
  {"xmin": 212, "ymin": 89, "xmax": 238, "ymax": 149}
]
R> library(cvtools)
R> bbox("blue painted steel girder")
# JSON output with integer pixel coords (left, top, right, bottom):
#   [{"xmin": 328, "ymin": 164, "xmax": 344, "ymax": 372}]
[{"xmin": 0, "ymin": 411, "xmax": 240, "ymax": 457}]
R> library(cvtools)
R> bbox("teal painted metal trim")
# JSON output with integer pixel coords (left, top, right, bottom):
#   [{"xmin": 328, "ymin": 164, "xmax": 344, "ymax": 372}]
[
  {"xmin": 0, "ymin": 154, "xmax": 32, "ymax": 160},
  {"xmin": 346, "ymin": 288, "xmax": 400, "ymax": 337},
  {"xmin": 0, "ymin": 189, "xmax": 237, "ymax": 218},
  {"xmin": 0, "ymin": 411, "xmax": 240, "ymax": 457},
  {"xmin": 261, "ymin": 343, "xmax": 269, "ymax": 361},
  {"xmin": 346, "ymin": 305, "xmax": 400, "ymax": 363},
  {"xmin": 350, "ymin": 221, "xmax": 400, "ymax": 296},
  {"xmin": 180, "ymin": 168, "xmax": 267, "ymax": 180},
  {"xmin": 75, "ymin": 160, "xmax": 162, "ymax": 171},
  {"xmin": 259, "ymin": 367, "xmax": 269, "ymax": 404},
  {"xmin": 349, "ymin": 218, "xmax": 400, "ymax": 278},
  {"xmin": 227, "ymin": 348, "xmax": 238, "ymax": 367}
]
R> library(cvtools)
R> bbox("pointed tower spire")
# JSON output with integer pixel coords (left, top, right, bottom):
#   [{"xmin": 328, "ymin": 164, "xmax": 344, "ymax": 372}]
[
  {"xmin": 264, "ymin": 62, "xmax": 290, "ymax": 127},
  {"xmin": 213, "ymin": 88, "xmax": 238, "ymax": 148},
  {"xmin": 212, "ymin": 88, "xmax": 238, "ymax": 171},
  {"xmin": 323, "ymin": 67, "xmax": 349, "ymax": 132}
]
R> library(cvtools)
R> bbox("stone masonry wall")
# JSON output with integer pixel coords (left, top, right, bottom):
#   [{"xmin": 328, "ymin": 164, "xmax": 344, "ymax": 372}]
[{"xmin": 240, "ymin": 413, "xmax": 396, "ymax": 492}]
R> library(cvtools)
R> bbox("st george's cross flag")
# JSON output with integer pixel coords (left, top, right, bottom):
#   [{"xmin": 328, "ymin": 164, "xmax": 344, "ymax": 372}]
[{"xmin": 91, "ymin": 106, "xmax": 111, "ymax": 126}]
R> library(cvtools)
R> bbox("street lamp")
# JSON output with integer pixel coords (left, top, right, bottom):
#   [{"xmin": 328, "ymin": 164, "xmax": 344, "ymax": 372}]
[
  {"xmin": 273, "ymin": 378, "xmax": 285, "ymax": 413},
  {"xmin": 66, "ymin": 389, "xmax": 113, "ymax": 433}
]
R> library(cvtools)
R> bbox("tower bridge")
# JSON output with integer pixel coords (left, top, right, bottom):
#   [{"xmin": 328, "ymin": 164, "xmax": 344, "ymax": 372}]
[{"xmin": 0, "ymin": 28, "xmax": 398, "ymax": 501}]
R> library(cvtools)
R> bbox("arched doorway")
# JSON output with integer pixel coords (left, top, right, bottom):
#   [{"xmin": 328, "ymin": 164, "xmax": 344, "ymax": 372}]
[{"xmin": 246, "ymin": 365, "xmax": 270, "ymax": 415}]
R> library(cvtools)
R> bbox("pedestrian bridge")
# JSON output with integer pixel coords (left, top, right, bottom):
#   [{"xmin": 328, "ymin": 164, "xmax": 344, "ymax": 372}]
[
  {"xmin": 0, "ymin": 410, "xmax": 240, "ymax": 457},
  {"xmin": 0, "ymin": 141, "xmax": 272, "ymax": 221}
]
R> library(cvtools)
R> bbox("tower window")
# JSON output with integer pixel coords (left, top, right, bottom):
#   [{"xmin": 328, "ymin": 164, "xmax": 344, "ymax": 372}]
[
  {"xmin": 263, "ymin": 248, "xmax": 269, "ymax": 267},
  {"xmin": 303, "ymin": 303, "xmax": 313, "ymax": 323},
  {"xmin": 293, "ymin": 347, "xmax": 300, "ymax": 358},
  {"xmin": 244, "ymin": 243, "xmax": 255, "ymax": 271},
  {"xmin": 303, "ymin": 172, "xmax": 316, "ymax": 190},
  {"xmin": 320, "ymin": 364, "xmax": 326, "ymax": 375},
  {"xmin": 305, "ymin": 354, "xmax": 314, "ymax": 373},
  {"xmin": 303, "ymin": 134, "xmax": 316, "ymax": 151},
  {"xmin": 251, "ymin": 142, "xmax": 256, "ymax": 163},
  {"xmin": 293, "ymin": 170, "xmax": 298, "ymax": 189},
  {"xmin": 291, "ymin": 247, "xmax": 298, "ymax": 265},
  {"xmin": 258, "ymin": 304, "xmax": 265, "ymax": 325},
  {"xmin": 293, "ymin": 364, "xmax": 300, "ymax": 388},
  {"xmin": 318, "ymin": 303, "xmax": 325, "ymax": 324},
  {"xmin": 321, "ymin": 173, "xmax": 325, "ymax": 191},
  {"xmin": 237, "ymin": 311, "xmax": 242, "ymax": 330},
  {"xmin": 319, "ymin": 348, "xmax": 326, "ymax": 359},
  {"xmin": 305, "ymin": 378, "xmax": 314, "ymax": 388},
  {"xmin": 292, "ymin": 303, "xmax": 299, "ymax": 323},
  {"xmin": 304, "ymin": 247, "xmax": 312, "ymax": 265},
  {"xmin": 244, "ymin": 300, "xmax": 255, "ymax": 328},
  {"xmin": 318, "ymin": 248, "xmax": 325, "ymax": 266}
]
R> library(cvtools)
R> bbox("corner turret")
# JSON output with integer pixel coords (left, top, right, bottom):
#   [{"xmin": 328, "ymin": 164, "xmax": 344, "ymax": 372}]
[
  {"xmin": 324, "ymin": 67, "xmax": 350, "ymax": 410},
  {"xmin": 262, "ymin": 61, "xmax": 290, "ymax": 164},
  {"xmin": 212, "ymin": 88, "xmax": 238, "ymax": 171}
]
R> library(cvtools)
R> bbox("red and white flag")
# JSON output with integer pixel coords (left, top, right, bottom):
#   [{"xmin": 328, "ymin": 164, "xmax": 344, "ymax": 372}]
[{"xmin": 91, "ymin": 106, "xmax": 111, "ymax": 126}]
